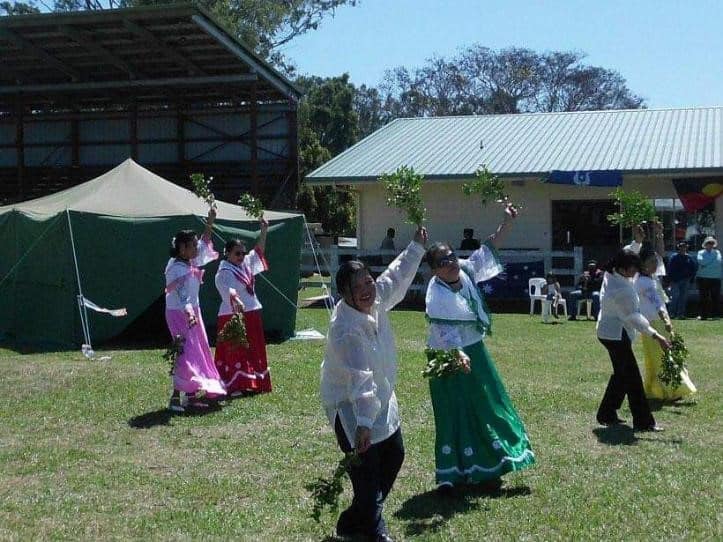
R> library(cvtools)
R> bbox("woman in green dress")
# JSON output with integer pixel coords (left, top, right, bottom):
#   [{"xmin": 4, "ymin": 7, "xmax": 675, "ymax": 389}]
[{"xmin": 424, "ymin": 206, "xmax": 534, "ymax": 493}]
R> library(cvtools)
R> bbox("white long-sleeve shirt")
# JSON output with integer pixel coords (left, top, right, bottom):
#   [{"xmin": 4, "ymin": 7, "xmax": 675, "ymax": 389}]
[
  {"xmin": 215, "ymin": 249, "xmax": 268, "ymax": 315},
  {"xmin": 596, "ymin": 271, "xmax": 657, "ymax": 342},
  {"xmin": 320, "ymin": 240, "xmax": 425, "ymax": 446},
  {"xmin": 164, "ymin": 238, "xmax": 218, "ymax": 313}
]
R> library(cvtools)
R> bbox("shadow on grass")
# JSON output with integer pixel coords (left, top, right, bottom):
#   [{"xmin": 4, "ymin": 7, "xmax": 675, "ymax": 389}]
[
  {"xmin": 593, "ymin": 425, "xmax": 684, "ymax": 446},
  {"xmin": 128, "ymin": 404, "xmax": 223, "ymax": 428},
  {"xmin": 593, "ymin": 425, "xmax": 637, "ymax": 445},
  {"xmin": 394, "ymin": 484, "xmax": 531, "ymax": 537},
  {"xmin": 648, "ymin": 399, "xmax": 698, "ymax": 412}
]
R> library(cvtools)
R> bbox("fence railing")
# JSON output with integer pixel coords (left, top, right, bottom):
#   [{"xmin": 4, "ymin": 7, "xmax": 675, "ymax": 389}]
[{"xmin": 300, "ymin": 246, "xmax": 583, "ymax": 299}]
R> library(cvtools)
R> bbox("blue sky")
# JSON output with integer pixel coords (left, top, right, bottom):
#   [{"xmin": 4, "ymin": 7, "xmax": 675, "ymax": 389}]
[{"xmin": 282, "ymin": 0, "xmax": 723, "ymax": 109}]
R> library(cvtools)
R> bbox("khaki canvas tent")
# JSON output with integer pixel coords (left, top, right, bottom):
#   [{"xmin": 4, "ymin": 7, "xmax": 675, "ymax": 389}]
[{"xmin": 0, "ymin": 159, "xmax": 303, "ymax": 347}]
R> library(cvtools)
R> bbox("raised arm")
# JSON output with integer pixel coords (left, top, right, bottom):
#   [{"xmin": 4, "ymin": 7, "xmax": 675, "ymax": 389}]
[
  {"xmin": 375, "ymin": 227, "xmax": 427, "ymax": 311},
  {"xmin": 202, "ymin": 207, "xmax": 216, "ymax": 242},
  {"xmin": 256, "ymin": 216, "xmax": 269, "ymax": 253},
  {"xmin": 486, "ymin": 204, "xmax": 518, "ymax": 249}
]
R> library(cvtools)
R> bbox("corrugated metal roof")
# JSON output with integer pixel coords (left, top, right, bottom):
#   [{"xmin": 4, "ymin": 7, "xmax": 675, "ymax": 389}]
[{"xmin": 306, "ymin": 106, "xmax": 723, "ymax": 183}]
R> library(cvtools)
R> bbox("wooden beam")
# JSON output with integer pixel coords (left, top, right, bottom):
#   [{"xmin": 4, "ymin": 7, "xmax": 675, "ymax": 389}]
[
  {"xmin": 122, "ymin": 19, "xmax": 206, "ymax": 76},
  {"xmin": 0, "ymin": 28, "xmax": 81, "ymax": 81},
  {"xmin": 59, "ymin": 25, "xmax": 142, "ymax": 80},
  {"xmin": 251, "ymin": 80, "xmax": 258, "ymax": 193},
  {"xmin": 0, "ymin": 73, "xmax": 257, "ymax": 94}
]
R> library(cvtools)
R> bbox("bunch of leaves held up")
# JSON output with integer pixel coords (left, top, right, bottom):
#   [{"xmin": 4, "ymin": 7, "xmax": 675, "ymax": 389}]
[
  {"xmin": 463, "ymin": 166, "xmax": 508, "ymax": 206},
  {"xmin": 237, "ymin": 193, "xmax": 265, "ymax": 219},
  {"xmin": 306, "ymin": 452, "xmax": 360, "ymax": 523},
  {"xmin": 190, "ymin": 173, "xmax": 216, "ymax": 208},
  {"xmin": 607, "ymin": 188, "xmax": 657, "ymax": 228},
  {"xmin": 218, "ymin": 313, "xmax": 249, "ymax": 348},
  {"xmin": 659, "ymin": 332, "xmax": 688, "ymax": 388},
  {"xmin": 422, "ymin": 347, "xmax": 467, "ymax": 378},
  {"xmin": 163, "ymin": 335, "xmax": 185, "ymax": 375},
  {"xmin": 379, "ymin": 165, "xmax": 426, "ymax": 225}
]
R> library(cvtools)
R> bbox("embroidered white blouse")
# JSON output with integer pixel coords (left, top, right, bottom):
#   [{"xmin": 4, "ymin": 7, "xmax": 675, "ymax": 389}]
[
  {"xmin": 320, "ymin": 240, "xmax": 425, "ymax": 446},
  {"xmin": 215, "ymin": 248, "xmax": 268, "ymax": 316},
  {"xmin": 634, "ymin": 274, "xmax": 668, "ymax": 322},
  {"xmin": 164, "ymin": 238, "xmax": 218, "ymax": 314},
  {"xmin": 596, "ymin": 271, "xmax": 657, "ymax": 342},
  {"xmin": 425, "ymin": 243, "xmax": 503, "ymax": 350}
]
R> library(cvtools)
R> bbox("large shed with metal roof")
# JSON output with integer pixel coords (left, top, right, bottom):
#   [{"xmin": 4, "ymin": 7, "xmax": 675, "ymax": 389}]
[
  {"xmin": 0, "ymin": 4, "xmax": 301, "ymax": 207},
  {"xmin": 307, "ymin": 106, "xmax": 723, "ymax": 263}
]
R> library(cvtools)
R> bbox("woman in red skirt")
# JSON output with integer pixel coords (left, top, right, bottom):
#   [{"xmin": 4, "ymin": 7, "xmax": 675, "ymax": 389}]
[{"xmin": 214, "ymin": 216, "xmax": 271, "ymax": 396}]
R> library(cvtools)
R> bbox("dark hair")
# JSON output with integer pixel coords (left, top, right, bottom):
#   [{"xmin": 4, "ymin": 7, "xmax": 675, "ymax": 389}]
[
  {"xmin": 639, "ymin": 247, "xmax": 658, "ymax": 266},
  {"xmin": 546, "ymin": 272, "xmax": 556, "ymax": 281},
  {"xmin": 335, "ymin": 260, "xmax": 370, "ymax": 297},
  {"xmin": 224, "ymin": 238, "xmax": 246, "ymax": 258},
  {"xmin": 170, "ymin": 230, "xmax": 197, "ymax": 258},
  {"xmin": 425, "ymin": 242, "xmax": 451, "ymax": 269},
  {"xmin": 602, "ymin": 249, "xmax": 641, "ymax": 274},
  {"xmin": 463, "ymin": 228, "xmax": 473, "ymax": 238},
  {"xmin": 386, "ymin": 228, "xmax": 395, "ymax": 237}
]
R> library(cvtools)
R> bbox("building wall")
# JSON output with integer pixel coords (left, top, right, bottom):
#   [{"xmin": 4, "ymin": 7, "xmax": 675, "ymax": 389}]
[{"xmin": 357, "ymin": 175, "xmax": 700, "ymax": 251}]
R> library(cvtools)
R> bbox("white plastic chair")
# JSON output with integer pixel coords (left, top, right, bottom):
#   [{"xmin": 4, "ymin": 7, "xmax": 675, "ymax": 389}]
[
  {"xmin": 577, "ymin": 298, "xmax": 593, "ymax": 319},
  {"xmin": 528, "ymin": 278, "xmax": 547, "ymax": 316},
  {"xmin": 529, "ymin": 278, "xmax": 568, "ymax": 322}
]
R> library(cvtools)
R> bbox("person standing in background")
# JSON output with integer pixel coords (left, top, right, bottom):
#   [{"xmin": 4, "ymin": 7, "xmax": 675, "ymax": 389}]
[{"xmin": 667, "ymin": 241, "xmax": 697, "ymax": 319}]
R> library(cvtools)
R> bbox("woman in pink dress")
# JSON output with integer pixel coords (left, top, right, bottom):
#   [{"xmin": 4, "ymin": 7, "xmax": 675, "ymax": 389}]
[
  {"xmin": 165, "ymin": 208, "xmax": 226, "ymax": 412},
  {"xmin": 214, "ymin": 216, "xmax": 272, "ymax": 396}
]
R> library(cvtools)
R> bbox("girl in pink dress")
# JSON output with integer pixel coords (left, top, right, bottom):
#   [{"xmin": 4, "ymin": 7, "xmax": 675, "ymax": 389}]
[
  {"xmin": 165, "ymin": 208, "xmax": 227, "ymax": 412},
  {"xmin": 214, "ymin": 216, "xmax": 271, "ymax": 395}
]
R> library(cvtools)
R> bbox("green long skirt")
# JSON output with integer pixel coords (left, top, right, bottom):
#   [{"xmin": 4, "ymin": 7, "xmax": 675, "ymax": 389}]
[{"xmin": 429, "ymin": 340, "xmax": 535, "ymax": 486}]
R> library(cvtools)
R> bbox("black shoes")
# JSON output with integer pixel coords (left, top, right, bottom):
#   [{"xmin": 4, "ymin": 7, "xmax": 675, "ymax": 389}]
[
  {"xmin": 597, "ymin": 416, "xmax": 626, "ymax": 426},
  {"xmin": 633, "ymin": 424, "xmax": 664, "ymax": 432}
]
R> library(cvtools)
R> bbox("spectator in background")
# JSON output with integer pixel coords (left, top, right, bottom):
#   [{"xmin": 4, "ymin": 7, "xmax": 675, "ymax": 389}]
[
  {"xmin": 380, "ymin": 228, "xmax": 396, "ymax": 252},
  {"xmin": 667, "ymin": 241, "xmax": 697, "ymax": 319},
  {"xmin": 696, "ymin": 236, "xmax": 722, "ymax": 320},
  {"xmin": 459, "ymin": 228, "xmax": 481, "ymax": 251},
  {"xmin": 380, "ymin": 227, "xmax": 396, "ymax": 265},
  {"xmin": 568, "ymin": 261, "xmax": 603, "ymax": 321}
]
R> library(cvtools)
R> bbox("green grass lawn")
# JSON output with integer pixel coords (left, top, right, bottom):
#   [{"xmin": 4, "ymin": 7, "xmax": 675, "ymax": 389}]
[{"xmin": 1, "ymin": 312, "xmax": 721, "ymax": 541}]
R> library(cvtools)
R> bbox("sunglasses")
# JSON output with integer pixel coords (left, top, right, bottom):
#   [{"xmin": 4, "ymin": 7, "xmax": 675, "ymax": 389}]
[{"xmin": 435, "ymin": 252, "xmax": 458, "ymax": 267}]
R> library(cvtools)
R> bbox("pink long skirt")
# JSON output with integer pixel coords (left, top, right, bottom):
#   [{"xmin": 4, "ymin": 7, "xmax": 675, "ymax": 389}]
[{"xmin": 165, "ymin": 308, "xmax": 226, "ymax": 398}]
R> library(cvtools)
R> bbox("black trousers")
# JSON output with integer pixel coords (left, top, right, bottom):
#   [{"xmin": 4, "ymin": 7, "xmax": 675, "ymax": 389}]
[
  {"xmin": 696, "ymin": 277, "xmax": 721, "ymax": 319},
  {"xmin": 334, "ymin": 416, "xmax": 404, "ymax": 538},
  {"xmin": 597, "ymin": 331, "xmax": 655, "ymax": 429}
]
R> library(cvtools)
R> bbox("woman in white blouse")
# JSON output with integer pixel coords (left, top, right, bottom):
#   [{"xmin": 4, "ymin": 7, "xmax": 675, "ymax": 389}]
[
  {"xmin": 596, "ymin": 250, "xmax": 670, "ymax": 431},
  {"xmin": 320, "ymin": 226, "xmax": 427, "ymax": 542},
  {"xmin": 214, "ymin": 217, "xmax": 271, "ymax": 396}
]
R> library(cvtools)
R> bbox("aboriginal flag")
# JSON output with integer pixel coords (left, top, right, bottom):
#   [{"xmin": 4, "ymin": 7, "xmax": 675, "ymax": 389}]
[{"xmin": 672, "ymin": 178, "xmax": 723, "ymax": 212}]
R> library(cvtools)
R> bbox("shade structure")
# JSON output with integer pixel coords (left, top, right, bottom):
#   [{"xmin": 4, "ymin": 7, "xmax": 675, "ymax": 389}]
[{"xmin": 0, "ymin": 159, "xmax": 303, "ymax": 347}]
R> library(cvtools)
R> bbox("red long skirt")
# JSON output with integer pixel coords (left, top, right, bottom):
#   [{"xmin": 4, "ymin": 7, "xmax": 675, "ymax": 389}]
[{"xmin": 214, "ymin": 309, "xmax": 272, "ymax": 395}]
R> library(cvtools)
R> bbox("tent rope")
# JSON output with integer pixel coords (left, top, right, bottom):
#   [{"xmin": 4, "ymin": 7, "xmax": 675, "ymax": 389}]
[
  {"xmin": 66, "ymin": 210, "xmax": 92, "ymax": 350},
  {"xmin": 0, "ymin": 213, "xmax": 64, "ymax": 291},
  {"xmin": 302, "ymin": 218, "xmax": 334, "ymax": 315}
]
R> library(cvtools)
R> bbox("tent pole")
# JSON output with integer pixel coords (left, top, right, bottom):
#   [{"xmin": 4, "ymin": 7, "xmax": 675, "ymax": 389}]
[{"xmin": 66, "ymin": 209, "xmax": 92, "ymax": 350}]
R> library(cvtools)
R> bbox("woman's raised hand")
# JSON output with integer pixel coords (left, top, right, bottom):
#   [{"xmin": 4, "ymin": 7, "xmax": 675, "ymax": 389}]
[
  {"xmin": 207, "ymin": 207, "xmax": 217, "ymax": 225},
  {"xmin": 504, "ymin": 202, "xmax": 519, "ymax": 220},
  {"xmin": 414, "ymin": 226, "xmax": 428, "ymax": 246},
  {"xmin": 260, "ymin": 216, "xmax": 269, "ymax": 232}
]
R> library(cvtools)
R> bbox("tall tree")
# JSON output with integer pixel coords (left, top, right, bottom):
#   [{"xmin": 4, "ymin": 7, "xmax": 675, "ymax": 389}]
[
  {"xmin": 296, "ymin": 74, "xmax": 358, "ymax": 235},
  {"xmin": 1, "ymin": 1, "xmax": 40, "ymax": 15},
  {"xmin": 380, "ymin": 45, "xmax": 645, "ymax": 117}
]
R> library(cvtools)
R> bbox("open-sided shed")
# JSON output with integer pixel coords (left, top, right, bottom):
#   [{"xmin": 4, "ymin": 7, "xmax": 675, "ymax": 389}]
[{"xmin": 0, "ymin": 4, "xmax": 301, "ymax": 207}]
